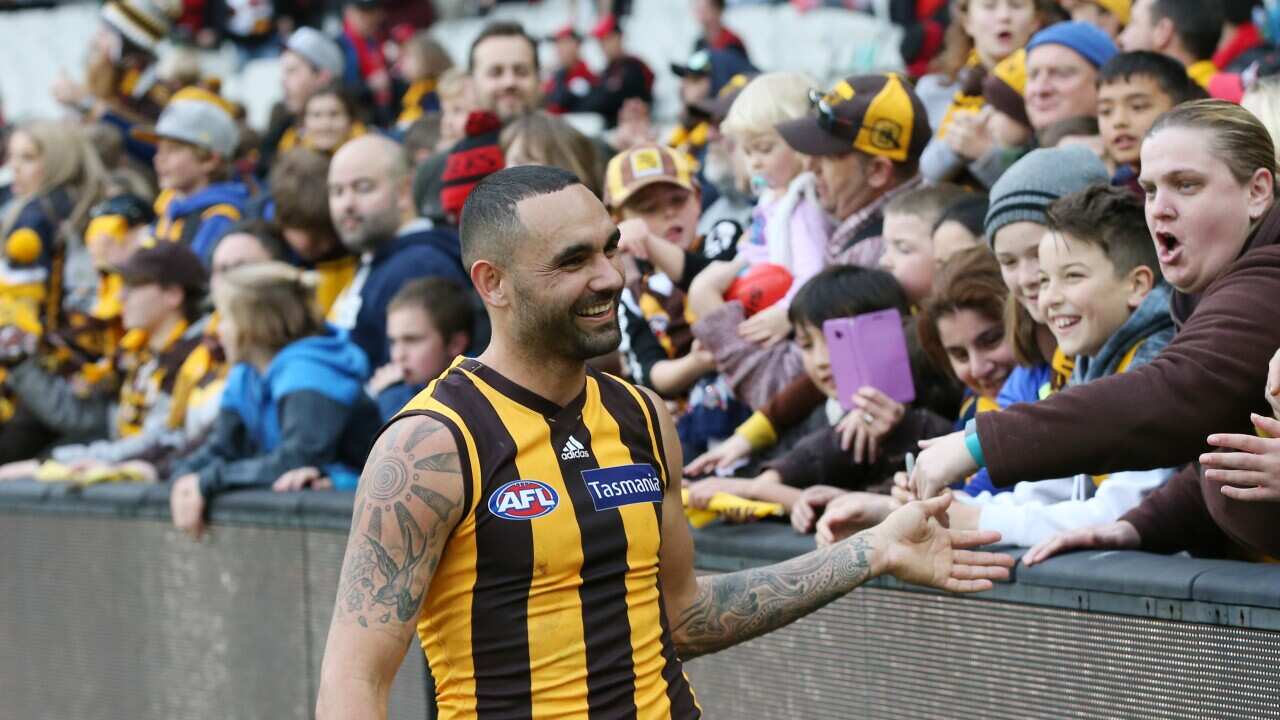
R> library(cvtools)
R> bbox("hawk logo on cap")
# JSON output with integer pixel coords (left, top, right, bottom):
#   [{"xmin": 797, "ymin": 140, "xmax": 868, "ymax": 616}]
[
  {"xmin": 629, "ymin": 149, "xmax": 663, "ymax": 178},
  {"xmin": 870, "ymin": 119, "xmax": 903, "ymax": 151}
]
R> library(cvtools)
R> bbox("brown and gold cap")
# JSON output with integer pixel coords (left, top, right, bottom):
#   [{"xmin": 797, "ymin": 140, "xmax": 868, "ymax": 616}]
[{"xmin": 776, "ymin": 72, "xmax": 931, "ymax": 163}]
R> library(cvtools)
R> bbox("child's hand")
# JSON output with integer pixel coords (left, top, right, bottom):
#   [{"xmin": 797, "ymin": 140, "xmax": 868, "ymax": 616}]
[
  {"xmin": 1201, "ymin": 413, "xmax": 1280, "ymax": 502},
  {"xmin": 617, "ymin": 218, "xmax": 652, "ymax": 261},
  {"xmin": 685, "ymin": 476, "xmax": 753, "ymax": 508},
  {"xmin": 814, "ymin": 491, "xmax": 903, "ymax": 546},
  {"xmin": 737, "ymin": 303, "xmax": 792, "ymax": 347},
  {"xmin": 274, "ymin": 466, "xmax": 328, "ymax": 492},
  {"xmin": 368, "ymin": 363, "xmax": 404, "ymax": 396},
  {"xmin": 685, "ymin": 434, "xmax": 752, "ymax": 477},
  {"xmin": 1266, "ymin": 347, "xmax": 1280, "ymax": 420},
  {"xmin": 791, "ymin": 485, "xmax": 847, "ymax": 534},
  {"xmin": 946, "ymin": 108, "xmax": 993, "ymax": 161}
]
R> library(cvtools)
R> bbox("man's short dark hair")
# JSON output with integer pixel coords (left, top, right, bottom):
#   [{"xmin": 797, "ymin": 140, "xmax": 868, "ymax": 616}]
[
  {"xmin": 1046, "ymin": 184, "xmax": 1161, "ymax": 278},
  {"xmin": 460, "ymin": 165, "xmax": 582, "ymax": 269},
  {"xmin": 468, "ymin": 21, "xmax": 539, "ymax": 73},
  {"xmin": 1152, "ymin": 0, "xmax": 1225, "ymax": 61},
  {"xmin": 1099, "ymin": 51, "xmax": 1206, "ymax": 105}
]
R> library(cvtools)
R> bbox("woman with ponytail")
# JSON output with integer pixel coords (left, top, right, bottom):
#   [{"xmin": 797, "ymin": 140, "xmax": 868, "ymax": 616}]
[{"xmin": 168, "ymin": 262, "xmax": 380, "ymax": 537}]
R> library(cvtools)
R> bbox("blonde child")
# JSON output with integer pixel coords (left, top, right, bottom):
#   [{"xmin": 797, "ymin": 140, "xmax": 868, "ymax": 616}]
[{"xmin": 717, "ymin": 71, "xmax": 832, "ymax": 346}]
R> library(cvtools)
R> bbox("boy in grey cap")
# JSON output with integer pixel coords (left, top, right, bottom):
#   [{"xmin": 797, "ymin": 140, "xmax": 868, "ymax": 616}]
[{"xmin": 133, "ymin": 90, "xmax": 249, "ymax": 263}]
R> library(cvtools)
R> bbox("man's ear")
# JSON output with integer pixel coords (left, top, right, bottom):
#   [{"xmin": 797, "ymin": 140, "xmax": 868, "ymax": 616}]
[
  {"xmin": 397, "ymin": 173, "xmax": 416, "ymax": 217},
  {"xmin": 1126, "ymin": 264, "xmax": 1156, "ymax": 310},
  {"xmin": 1152, "ymin": 17, "xmax": 1176, "ymax": 53},
  {"xmin": 866, "ymin": 155, "xmax": 897, "ymax": 190},
  {"xmin": 470, "ymin": 259, "xmax": 508, "ymax": 308}
]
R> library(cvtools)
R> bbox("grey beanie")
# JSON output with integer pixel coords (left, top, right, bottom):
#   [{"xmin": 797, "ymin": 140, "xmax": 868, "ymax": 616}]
[
  {"xmin": 286, "ymin": 27, "xmax": 345, "ymax": 78},
  {"xmin": 985, "ymin": 145, "xmax": 1109, "ymax": 243}
]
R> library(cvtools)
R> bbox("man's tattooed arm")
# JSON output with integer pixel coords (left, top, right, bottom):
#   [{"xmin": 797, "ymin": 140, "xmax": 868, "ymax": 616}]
[
  {"xmin": 668, "ymin": 533, "xmax": 880, "ymax": 659},
  {"xmin": 317, "ymin": 414, "xmax": 465, "ymax": 719}
]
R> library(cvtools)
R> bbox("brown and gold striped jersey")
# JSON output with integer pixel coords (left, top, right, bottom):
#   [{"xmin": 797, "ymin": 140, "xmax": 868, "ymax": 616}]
[{"xmin": 393, "ymin": 358, "xmax": 701, "ymax": 719}]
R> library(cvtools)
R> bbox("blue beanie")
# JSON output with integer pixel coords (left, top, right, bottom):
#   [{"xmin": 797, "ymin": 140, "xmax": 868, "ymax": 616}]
[{"xmin": 1026, "ymin": 21, "xmax": 1118, "ymax": 69}]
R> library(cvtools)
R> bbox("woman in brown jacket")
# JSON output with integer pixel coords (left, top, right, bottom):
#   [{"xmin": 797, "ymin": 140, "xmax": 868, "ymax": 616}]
[{"xmin": 909, "ymin": 99, "xmax": 1280, "ymax": 562}]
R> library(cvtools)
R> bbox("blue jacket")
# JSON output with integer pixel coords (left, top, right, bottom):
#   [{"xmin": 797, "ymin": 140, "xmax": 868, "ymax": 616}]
[
  {"xmin": 341, "ymin": 221, "xmax": 467, "ymax": 368},
  {"xmin": 157, "ymin": 182, "xmax": 250, "ymax": 263},
  {"xmin": 180, "ymin": 326, "xmax": 381, "ymax": 493},
  {"xmin": 376, "ymin": 381, "xmax": 426, "ymax": 422}
]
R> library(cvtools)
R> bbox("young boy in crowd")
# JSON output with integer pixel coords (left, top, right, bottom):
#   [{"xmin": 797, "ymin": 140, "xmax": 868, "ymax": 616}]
[
  {"xmin": 611, "ymin": 144, "xmax": 739, "ymax": 396},
  {"xmin": 607, "ymin": 144, "xmax": 747, "ymax": 458},
  {"xmin": 136, "ymin": 88, "xmax": 249, "ymax": 263},
  {"xmin": 1097, "ymin": 51, "xmax": 1202, "ymax": 187},
  {"xmin": 877, "ymin": 184, "xmax": 971, "ymax": 306},
  {"xmin": 686, "ymin": 265, "xmax": 953, "ymax": 516},
  {"xmin": 367, "ymin": 277, "xmax": 473, "ymax": 421},
  {"xmin": 268, "ymin": 148, "xmax": 357, "ymax": 316},
  {"xmin": 945, "ymin": 185, "xmax": 1177, "ymax": 546}
]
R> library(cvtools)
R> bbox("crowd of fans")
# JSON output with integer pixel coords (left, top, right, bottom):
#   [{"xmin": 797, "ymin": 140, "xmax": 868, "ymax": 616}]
[{"xmin": 0, "ymin": 0, "xmax": 1276, "ymax": 567}]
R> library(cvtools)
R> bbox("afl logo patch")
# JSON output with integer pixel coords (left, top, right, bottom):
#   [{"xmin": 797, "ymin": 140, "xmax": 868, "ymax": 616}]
[{"xmin": 489, "ymin": 480, "xmax": 560, "ymax": 520}]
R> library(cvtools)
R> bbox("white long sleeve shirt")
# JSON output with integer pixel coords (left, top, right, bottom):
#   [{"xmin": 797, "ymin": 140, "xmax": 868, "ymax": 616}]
[{"xmin": 954, "ymin": 467, "xmax": 1175, "ymax": 548}]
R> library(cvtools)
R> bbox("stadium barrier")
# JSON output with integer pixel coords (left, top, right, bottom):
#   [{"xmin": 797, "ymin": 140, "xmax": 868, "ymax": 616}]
[{"xmin": 1, "ymin": 480, "xmax": 1277, "ymax": 719}]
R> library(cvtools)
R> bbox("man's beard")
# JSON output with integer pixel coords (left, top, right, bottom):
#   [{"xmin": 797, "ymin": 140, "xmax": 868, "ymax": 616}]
[
  {"xmin": 339, "ymin": 208, "xmax": 400, "ymax": 254},
  {"xmin": 510, "ymin": 285, "xmax": 621, "ymax": 362}
]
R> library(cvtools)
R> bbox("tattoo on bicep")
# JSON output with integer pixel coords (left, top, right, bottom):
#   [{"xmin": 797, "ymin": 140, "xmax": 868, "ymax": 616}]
[
  {"xmin": 402, "ymin": 419, "xmax": 443, "ymax": 453},
  {"xmin": 410, "ymin": 484, "xmax": 456, "ymax": 521},
  {"xmin": 414, "ymin": 452, "xmax": 461, "ymax": 474},
  {"xmin": 367, "ymin": 455, "xmax": 410, "ymax": 501},
  {"xmin": 364, "ymin": 501, "xmax": 431, "ymax": 622},
  {"xmin": 337, "ymin": 417, "xmax": 466, "ymax": 630},
  {"xmin": 671, "ymin": 534, "xmax": 875, "ymax": 658}
]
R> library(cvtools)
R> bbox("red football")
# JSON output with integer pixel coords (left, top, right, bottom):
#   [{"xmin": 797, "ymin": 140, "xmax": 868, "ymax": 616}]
[{"xmin": 724, "ymin": 263, "xmax": 794, "ymax": 317}]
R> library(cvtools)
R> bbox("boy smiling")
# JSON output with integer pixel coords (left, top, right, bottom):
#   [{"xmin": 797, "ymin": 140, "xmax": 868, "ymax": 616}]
[{"xmin": 947, "ymin": 184, "xmax": 1177, "ymax": 546}]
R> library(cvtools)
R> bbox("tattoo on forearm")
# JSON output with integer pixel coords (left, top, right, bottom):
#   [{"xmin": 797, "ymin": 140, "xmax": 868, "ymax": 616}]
[
  {"xmin": 335, "ymin": 417, "xmax": 464, "ymax": 632},
  {"xmin": 671, "ymin": 533, "xmax": 876, "ymax": 659}
]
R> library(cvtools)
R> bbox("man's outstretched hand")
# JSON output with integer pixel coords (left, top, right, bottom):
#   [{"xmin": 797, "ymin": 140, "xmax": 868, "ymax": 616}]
[{"xmin": 870, "ymin": 493, "xmax": 1014, "ymax": 593}]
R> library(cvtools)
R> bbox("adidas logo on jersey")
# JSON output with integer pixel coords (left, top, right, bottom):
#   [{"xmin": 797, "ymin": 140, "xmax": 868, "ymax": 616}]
[{"xmin": 561, "ymin": 435, "xmax": 590, "ymax": 460}]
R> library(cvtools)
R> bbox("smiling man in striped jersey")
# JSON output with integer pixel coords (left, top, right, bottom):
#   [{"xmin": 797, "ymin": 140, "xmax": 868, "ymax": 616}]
[{"xmin": 316, "ymin": 166, "xmax": 1014, "ymax": 719}]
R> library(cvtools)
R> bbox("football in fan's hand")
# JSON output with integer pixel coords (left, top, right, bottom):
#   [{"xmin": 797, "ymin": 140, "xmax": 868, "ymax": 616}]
[{"xmin": 724, "ymin": 263, "xmax": 793, "ymax": 317}]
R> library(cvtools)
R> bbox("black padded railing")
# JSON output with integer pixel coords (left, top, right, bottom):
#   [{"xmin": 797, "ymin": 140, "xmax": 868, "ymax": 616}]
[{"xmin": 1, "ymin": 480, "xmax": 1278, "ymax": 719}]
